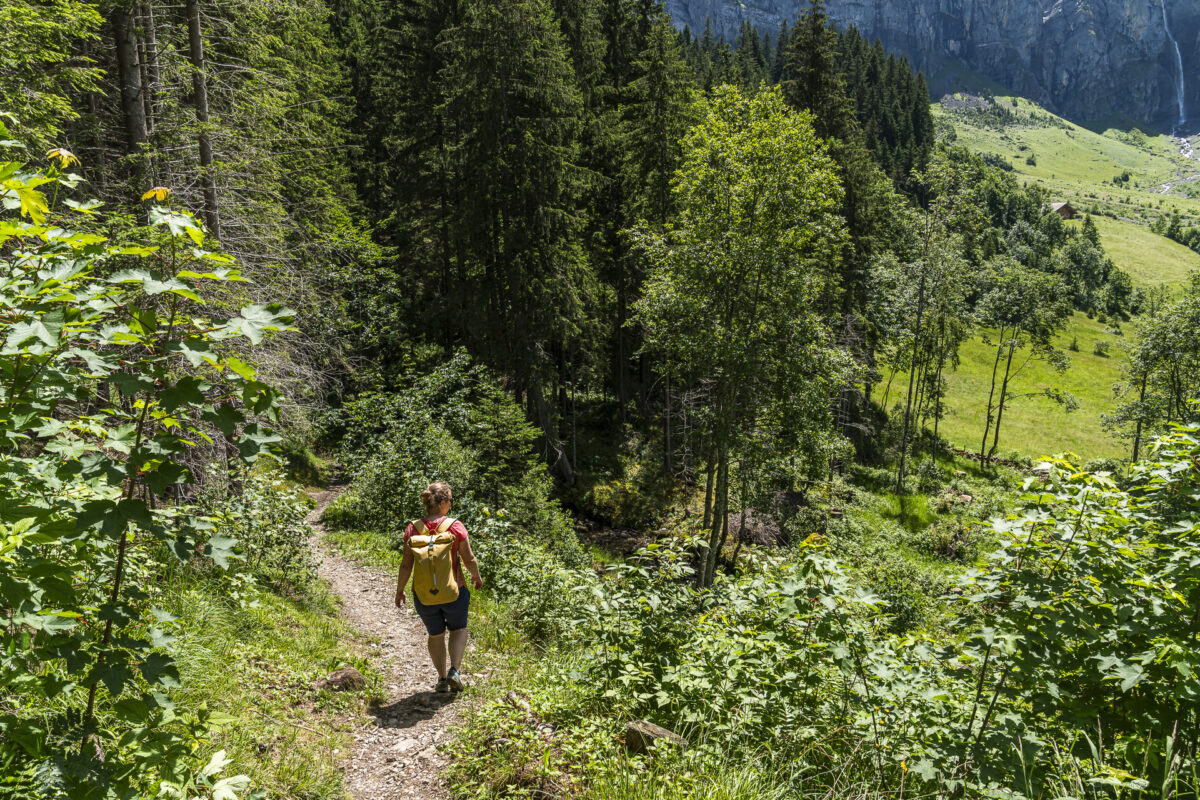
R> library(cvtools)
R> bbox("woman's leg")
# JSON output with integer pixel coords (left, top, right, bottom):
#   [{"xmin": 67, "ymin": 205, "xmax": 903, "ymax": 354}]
[
  {"xmin": 448, "ymin": 628, "xmax": 467, "ymax": 671},
  {"xmin": 427, "ymin": 632, "xmax": 448, "ymax": 678},
  {"xmin": 446, "ymin": 587, "xmax": 470, "ymax": 676}
]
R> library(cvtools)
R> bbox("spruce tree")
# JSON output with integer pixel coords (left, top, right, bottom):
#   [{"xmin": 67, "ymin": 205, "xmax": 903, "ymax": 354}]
[
  {"xmin": 440, "ymin": 0, "xmax": 591, "ymax": 481},
  {"xmin": 782, "ymin": 0, "xmax": 854, "ymax": 141}
]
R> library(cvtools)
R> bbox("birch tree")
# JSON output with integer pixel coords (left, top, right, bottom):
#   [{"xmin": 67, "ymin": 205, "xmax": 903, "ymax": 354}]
[{"xmin": 633, "ymin": 86, "xmax": 850, "ymax": 588}]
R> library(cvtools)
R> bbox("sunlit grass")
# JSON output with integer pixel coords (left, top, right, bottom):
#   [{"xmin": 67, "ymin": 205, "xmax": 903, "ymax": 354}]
[
  {"xmin": 162, "ymin": 573, "xmax": 370, "ymax": 799},
  {"xmin": 936, "ymin": 97, "xmax": 1200, "ymax": 288},
  {"xmin": 1080, "ymin": 216, "xmax": 1200, "ymax": 287},
  {"xmin": 881, "ymin": 312, "xmax": 1131, "ymax": 460}
]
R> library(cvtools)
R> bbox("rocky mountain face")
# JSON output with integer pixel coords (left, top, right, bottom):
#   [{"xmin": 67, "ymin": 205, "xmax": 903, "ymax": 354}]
[{"xmin": 666, "ymin": 0, "xmax": 1199, "ymax": 128}]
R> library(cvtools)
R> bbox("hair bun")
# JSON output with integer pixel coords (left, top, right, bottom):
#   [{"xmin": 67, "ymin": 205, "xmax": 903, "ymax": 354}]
[{"xmin": 420, "ymin": 481, "xmax": 452, "ymax": 515}]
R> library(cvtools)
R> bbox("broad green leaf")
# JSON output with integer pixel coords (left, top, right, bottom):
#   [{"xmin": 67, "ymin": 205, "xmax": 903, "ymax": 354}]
[
  {"xmin": 228, "ymin": 304, "xmax": 296, "ymax": 344},
  {"xmin": 226, "ymin": 357, "xmax": 256, "ymax": 380},
  {"xmin": 201, "ymin": 750, "xmax": 232, "ymax": 778},
  {"xmin": 213, "ymin": 776, "xmax": 252, "ymax": 800},
  {"xmin": 160, "ymin": 376, "xmax": 210, "ymax": 412}
]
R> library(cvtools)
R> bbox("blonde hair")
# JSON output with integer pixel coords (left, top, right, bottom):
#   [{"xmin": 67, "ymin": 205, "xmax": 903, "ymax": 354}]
[{"xmin": 420, "ymin": 481, "xmax": 453, "ymax": 516}]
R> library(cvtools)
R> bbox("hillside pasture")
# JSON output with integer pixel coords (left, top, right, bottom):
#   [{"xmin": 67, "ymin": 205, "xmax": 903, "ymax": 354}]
[{"xmin": 882, "ymin": 312, "xmax": 1131, "ymax": 460}]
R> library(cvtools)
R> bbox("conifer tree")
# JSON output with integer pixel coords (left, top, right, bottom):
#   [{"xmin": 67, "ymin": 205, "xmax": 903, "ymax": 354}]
[
  {"xmin": 439, "ymin": 0, "xmax": 590, "ymax": 481},
  {"xmin": 782, "ymin": 0, "xmax": 854, "ymax": 141}
]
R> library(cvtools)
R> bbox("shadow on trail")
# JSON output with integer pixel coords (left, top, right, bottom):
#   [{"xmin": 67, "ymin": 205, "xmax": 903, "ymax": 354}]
[{"xmin": 368, "ymin": 690, "xmax": 460, "ymax": 730}]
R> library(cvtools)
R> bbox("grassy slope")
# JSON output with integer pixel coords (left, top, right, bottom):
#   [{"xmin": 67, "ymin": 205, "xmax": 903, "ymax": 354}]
[
  {"xmin": 923, "ymin": 98, "xmax": 1200, "ymax": 459},
  {"xmin": 936, "ymin": 97, "xmax": 1200, "ymax": 224},
  {"xmin": 882, "ymin": 312, "xmax": 1131, "ymax": 460},
  {"xmin": 1086, "ymin": 216, "xmax": 1200, "ymax": 287},
  {"xmin": 167, "ymin": 578, "xmax": 370, "ymax": 799}
]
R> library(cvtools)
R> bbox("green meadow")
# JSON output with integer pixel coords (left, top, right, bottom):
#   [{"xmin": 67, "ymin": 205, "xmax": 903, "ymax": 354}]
[
  {"xmin": 883, "ymin": 312, "xmax": 1132, "ymax": 460},
  {"xmin": 918, "ymin": 97, "xmax": 1200, "ymax": 459}
]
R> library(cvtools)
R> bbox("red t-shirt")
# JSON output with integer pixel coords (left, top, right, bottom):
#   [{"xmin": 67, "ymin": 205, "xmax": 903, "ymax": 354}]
[{"xmin": 404, "ymin": 516, "xmax": 470, "ymax": 588}]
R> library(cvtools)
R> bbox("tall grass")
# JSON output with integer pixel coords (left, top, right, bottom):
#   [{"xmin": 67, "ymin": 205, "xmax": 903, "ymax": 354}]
[
  {"xmin": 161, "ymin": 570, "xmax": 370, "ymax": 799},
  {"xmin": 582, "ymin": 755, "xmax": 797, "ymax": 800}
]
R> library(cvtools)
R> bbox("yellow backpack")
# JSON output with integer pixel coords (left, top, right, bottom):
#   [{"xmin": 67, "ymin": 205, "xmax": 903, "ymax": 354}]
[{"xmin": 408, "ymin": 517, "xmax": 459, "ymax": 605}]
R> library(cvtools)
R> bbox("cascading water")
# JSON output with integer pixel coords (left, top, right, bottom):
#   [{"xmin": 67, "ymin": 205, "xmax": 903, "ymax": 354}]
[{"xmin": 1160, "ymin": 0, "xmax": 1188, "ymax": 131}]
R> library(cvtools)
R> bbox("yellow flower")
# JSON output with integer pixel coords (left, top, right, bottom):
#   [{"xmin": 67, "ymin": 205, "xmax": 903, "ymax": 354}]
[
  {"xmin": 141, "ymin": 186, "xmax": 171, "ymax": 202},
  {"xmin": 46, "ymin": 148, "xmax": 79, "ymax": 169},
  {"xmin": 901, "ymin": 760, "xmax": 908, "ymax": 773}
]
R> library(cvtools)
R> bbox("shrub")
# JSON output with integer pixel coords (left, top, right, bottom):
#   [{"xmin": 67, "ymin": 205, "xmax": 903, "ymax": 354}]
[
  {"xmin": 0, "ymin": 148, "xmax": 282, "ymax": 796},
  {"xmin": 580, "ymin": 474, "xmax": 665, "ymax": 529},
  {"xmin": 917, "ymin": 517, "xmax": 979, "ymax": 562},
  {"xmin": 855, "ymin": 547, "xmax": 942, "ymax": 633},
  {"xmin": 204, "ymin": 466, "xmax": 317, "ymax": 596},
  {"xmin": 1093, "ymin": 339, "xmax": 1110, "ymax": 357}
]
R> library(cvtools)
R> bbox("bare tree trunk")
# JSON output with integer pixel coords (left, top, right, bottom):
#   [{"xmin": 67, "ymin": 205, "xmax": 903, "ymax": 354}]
[
  {"xmin": 987, "ymin": 338, "xmax": 1019, "ymax": 461},
  {"xmin": 616, "ymin": 277, "xmax": 628, "ymax": 416},
  {"xmin": 979, "ymin": 328, "xmax": 1008, "ymax": 464},
  {"xmin": 931, "ymin": 337, "xmax": 947, "ymax": 464},
  {"xmin": 702, "ymin": 455, "xmax": 715, "ymax": 532},
  {"xmin": 111, "ymin": 4, "xmax": 148, "ymax": 187},
  {"xmin": 141, "ymin": 1, "xmax": 161, "ymax": 129},
  {"xmin": 1132, "ymin": 371, "xmax": 1149, "ymax": 463},
  {"xmin": 896, "ymin": 269, "xmax": 927, "ymax": 492},
  {"xmin": 533, "ymin": 379, "xmax": 574, "ymax": 485},
  {"xmin": 664, "ymin": 373, "xmax": 673, "ymax": 476},
  {"xmin": 186, "ymin": 0, "xmax": 220, "ymax": 239},
  {"xmin": 701, "ymin": 452, "xmax": 728, "ymax": 588}
]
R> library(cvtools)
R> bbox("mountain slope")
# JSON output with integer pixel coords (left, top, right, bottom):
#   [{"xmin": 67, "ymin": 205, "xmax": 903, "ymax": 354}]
[{"xmin": 922, "ymin": 95, "xmax": 1200, "ymax": 460}]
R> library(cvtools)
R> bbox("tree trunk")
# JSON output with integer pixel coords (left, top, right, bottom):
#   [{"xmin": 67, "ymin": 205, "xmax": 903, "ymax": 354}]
[
  {"xmin": 931, "ymin": 342, "xmax": 947, "ymax": 464},
  {"xmin": 533, "ymin": 379, "xmax": 574, "ymax": 484},
  {"xmin": 664, "ymin": 373, "xmax": 673, "ymax": 476},
  {"xmin": 141, "ymin": 2, "xmax": 160, "ymax": 126},
  {"xmin": 616, "ymin": 282, "xmax": 628, "ymax": 416},
  {"xmin": 1132, "ymin": 371, "xmax": 1149, "ymax": 463},
  {"xmin": 896, "ymin": 269, "xmax": 927, "ymax": 492},
  {"xmin": 702, "ymin": 456, "xmax": 715, "ymax": 531},
  {"xmin": 979, "ymin": 329, "xmax": 1008, "ymax": 464},
  {"xmin": 701, "ymin": 452, "xmax": 728, "ymax": 588},
  {"xmin": 111, "ymin": 4, "xmax": 148, "ymax": 186},
  {"xmin": 987, "ymin": 337, "xmax": 1019, "ymax": 461},
  {"xmin": 186, "ymin": 0, "xmax": 220, "ymax": 240}
]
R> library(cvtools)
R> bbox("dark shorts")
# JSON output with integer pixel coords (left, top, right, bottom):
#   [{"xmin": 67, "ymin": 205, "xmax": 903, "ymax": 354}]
[{"xmin": 413, "ymin": 586, "xmax": 470, "ymax": 636}]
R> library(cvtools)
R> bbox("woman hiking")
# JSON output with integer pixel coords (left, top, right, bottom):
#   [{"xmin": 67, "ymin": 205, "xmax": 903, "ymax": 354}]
[{"xmin": 395, "ymin": 482, "xmax": 484, "ymax": 693}]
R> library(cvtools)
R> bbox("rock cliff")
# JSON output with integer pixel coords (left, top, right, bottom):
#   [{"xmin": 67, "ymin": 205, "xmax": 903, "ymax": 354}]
[{"xmin": 666, "ymin": 0, "xmax": 1199, "ymax": 128}]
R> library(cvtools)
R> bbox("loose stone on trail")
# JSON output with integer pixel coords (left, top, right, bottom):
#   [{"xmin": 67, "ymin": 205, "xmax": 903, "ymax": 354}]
[{"xmin": 313, "ymin": 667, "xmax": 366, "ymax": 692}]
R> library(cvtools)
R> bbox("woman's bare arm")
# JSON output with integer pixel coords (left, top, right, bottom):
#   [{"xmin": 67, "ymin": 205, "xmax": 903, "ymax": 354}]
[
  {"xmin": 460, "ymin": 538, "xmax": 483, "ymax": 589},
  {"xmin": 395, "ymin": 544, "xmax": 414, "ymax": 607}
]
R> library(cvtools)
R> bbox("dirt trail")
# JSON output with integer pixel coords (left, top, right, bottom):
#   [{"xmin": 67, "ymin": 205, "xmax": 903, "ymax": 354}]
[{"xmin": 306, "ymin": 489, "xmax": 465, "ymax": 800}]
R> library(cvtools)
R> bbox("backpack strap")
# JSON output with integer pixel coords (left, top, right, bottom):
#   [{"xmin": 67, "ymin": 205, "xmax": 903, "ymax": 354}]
[
  {"xmin": 413, "ymin": 519, "xmax": 429, "ymax": 536},
  {"xmin": 436, "ymin": 517, "xmax": 456, "ymax": 535}
]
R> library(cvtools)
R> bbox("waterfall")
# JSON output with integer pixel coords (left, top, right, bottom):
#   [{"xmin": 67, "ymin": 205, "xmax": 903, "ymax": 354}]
[{"xmin": 1161, "ymin": 0, "xmax": 1188, "ymax": 129}]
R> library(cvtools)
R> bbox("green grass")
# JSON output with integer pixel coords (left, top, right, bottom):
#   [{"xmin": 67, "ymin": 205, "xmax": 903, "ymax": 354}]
[
  {"xmin": 922, "ymin": 97, "xmax": 1200, "ymax": 459},
  {"xmin": 877, "ymin": 493, "xmax": 937, "ymax": 533},
  {"xmin": 936, "ymin": 96, "xmax": 1200, "ymax": 285},
  {"xmin": 881, "ymin": 312, "xmax": 1131, "ymax": 460},
  {"xmin": 1074, "ymin": 216, "xmax": 1200, "ymax": 287},
  {"xmin": 163, "ymin": 571, "xmax": 375, "ymax": 799}
]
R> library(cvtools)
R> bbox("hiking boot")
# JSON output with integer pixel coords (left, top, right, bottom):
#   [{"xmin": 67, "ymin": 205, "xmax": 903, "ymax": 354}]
[
  {"xmin": 447, "ymin": 668, "xmax": 465, "ymax": 692},
  {"xmin": 435, "ymin": 677, "xmax": 451, "ymax": 694}
]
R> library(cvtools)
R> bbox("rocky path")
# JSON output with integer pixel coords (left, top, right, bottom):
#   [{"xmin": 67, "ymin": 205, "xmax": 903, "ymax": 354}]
[{"xmin": 306, "ymin": 490, "xmax": 463, "ymax": 800}]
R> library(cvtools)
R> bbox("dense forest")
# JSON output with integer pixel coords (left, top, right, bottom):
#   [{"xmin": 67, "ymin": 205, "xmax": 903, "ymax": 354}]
[{"xmin": 2, "ymin": 0, "xmax": 1199, "ymax": 798}]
